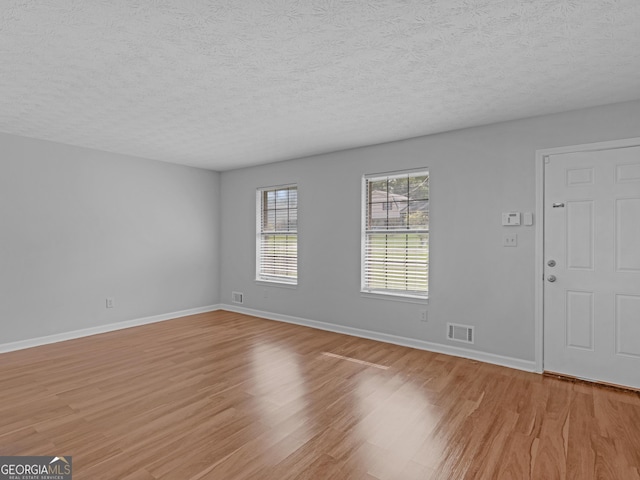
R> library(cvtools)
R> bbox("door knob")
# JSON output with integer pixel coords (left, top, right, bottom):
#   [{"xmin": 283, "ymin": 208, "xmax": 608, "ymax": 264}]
[
  {"xmin": 547, "ymin": 260, "xmax": 556, "ymax": 267},
  {"xmin": 547, "ymin": 275, "xmax": 557, "ymax": 282}
]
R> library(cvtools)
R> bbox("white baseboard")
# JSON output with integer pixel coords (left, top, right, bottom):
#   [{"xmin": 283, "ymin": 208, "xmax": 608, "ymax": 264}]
[
  {"xmin": 2, "ymin": 303, "xmax": 537, "ymax": 374},
  {"xmin": 220, "ymin": 304, "xmax": 537, "ymax": 373},
  {"xmin": 0, "ymin": 304, "xmax": 222, "ymax": 354}
]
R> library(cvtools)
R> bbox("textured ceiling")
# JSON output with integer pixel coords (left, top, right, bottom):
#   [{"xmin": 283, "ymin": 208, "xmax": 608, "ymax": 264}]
[{"xmin": 1, "ymin": 1, "xmax": 640, "ymax": 171}]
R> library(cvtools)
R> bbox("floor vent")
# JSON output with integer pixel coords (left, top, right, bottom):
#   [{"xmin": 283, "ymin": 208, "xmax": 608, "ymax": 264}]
[
  {"xmin": 232, "ymin": 291, "xmax": 244, "ymax": 304},
  {"xmin": 447, "ymin": 323, "xmax": 474, "ymax": 344}
]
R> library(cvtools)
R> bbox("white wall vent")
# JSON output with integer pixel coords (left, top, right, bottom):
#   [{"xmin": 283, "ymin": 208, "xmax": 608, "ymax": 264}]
[
  {"xmin": 447, "ymin": 323, "xmax": 474, "ymax": 344},
  {"xmin": 232, "ymin": 291, "xmax": 244, "ymax": 304}
]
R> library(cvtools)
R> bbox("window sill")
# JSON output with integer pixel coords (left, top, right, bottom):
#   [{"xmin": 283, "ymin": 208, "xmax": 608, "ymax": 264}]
[
  {"xmin": 360, "ymin": 290, "xmax": 429, "ymax": 304},
  {"xmin": 256, "ymin": 279, "xmax": 298, "ymax": 289}
]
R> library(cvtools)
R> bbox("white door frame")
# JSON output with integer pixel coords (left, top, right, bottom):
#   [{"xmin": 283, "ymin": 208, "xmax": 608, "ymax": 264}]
[{"xmin": 534, "ymin": 136, "xmax": 640, "ymax": 373}]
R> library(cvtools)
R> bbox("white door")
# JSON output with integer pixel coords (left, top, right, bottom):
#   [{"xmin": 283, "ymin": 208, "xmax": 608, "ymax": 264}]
[{"xmin": 544, "ymin": 145, "xmax": 640, "ymax": 389}]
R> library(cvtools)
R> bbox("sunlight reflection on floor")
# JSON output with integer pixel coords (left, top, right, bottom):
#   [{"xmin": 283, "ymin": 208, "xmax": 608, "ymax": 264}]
[
  {"xmin": 354, "ymin": 370, "xmax": 445, "ymax": 477},
  {"xmin": 247, "ymin": 343, "xmax": 310, "ymax": 454}
]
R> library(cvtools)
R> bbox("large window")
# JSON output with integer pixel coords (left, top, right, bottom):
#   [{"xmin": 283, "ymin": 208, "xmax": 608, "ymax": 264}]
[
  {"xmin": 362, "ymin": 170, "xmax": 429, "ymax": 298},
  {"xmin": 256, "ymin": 185, "xmax": 298, "ymax": 284}
]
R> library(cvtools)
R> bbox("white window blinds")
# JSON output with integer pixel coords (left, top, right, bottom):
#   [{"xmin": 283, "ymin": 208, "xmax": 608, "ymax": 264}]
[
  {"xmin": 362, "ymin": 170, "xmax": 429, "ymax": 298},
  {"xmin": 256, "ymin": 185, "xmax": 298, "ymax": 284}
]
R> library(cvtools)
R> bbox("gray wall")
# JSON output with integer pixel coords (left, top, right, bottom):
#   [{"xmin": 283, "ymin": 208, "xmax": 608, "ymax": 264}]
[
  {"xmin": 3, "ymin": 100, "xmax": 639, "ymax": 358},
  {"xmin": 220, "ymin": 100, "xmax": 640, "ymax": 362},
  {"xmin": 0, "ymin": 133, "xmax": 220, "ymax": 344}
]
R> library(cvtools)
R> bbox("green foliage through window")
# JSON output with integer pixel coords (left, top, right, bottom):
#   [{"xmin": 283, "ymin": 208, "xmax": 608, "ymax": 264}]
[
  {"xmin": 257, "ymin": 185, "xmax": 298, "ymax": 283},
  {"xmin": 363, "ymin": 170, "xmax": 429, "ymax": 297}
]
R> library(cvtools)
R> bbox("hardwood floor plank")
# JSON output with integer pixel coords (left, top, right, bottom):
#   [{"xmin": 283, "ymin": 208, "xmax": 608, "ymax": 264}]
[{"xmin": 1, "ymin": 310, "xmax": 639, "ymax": 479}]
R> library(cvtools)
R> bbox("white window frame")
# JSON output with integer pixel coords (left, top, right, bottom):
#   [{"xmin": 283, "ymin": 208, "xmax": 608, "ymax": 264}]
[
  {"xmin": 361, "ymin": 168, "xmax": 429, "ymax": 300},
  {"xmin": 256, "ymin": 184, "xmax": 298, "ymax": 285}
]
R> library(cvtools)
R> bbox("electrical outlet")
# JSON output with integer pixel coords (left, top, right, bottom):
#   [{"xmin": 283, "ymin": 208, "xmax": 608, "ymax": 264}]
[
  {"xmin": 106, "ymin": 297, "xmax": 115, "ymax": 308},
  {"xmin": 263, "ymin": 289, "xmax": 269, "ymax": 299},
  {"xmin": 503, "ymin": 233, "xmax": 518, "ymax": 247},
  {"xmin": 420, "ymin": 310, "xmax": 428, "ymax": 322}
]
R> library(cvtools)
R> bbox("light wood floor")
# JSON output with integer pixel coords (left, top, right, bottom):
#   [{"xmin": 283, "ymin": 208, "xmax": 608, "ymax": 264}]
[{"xmin": 1, "ymin": 311, "xmax": 639, "ymax": 479}]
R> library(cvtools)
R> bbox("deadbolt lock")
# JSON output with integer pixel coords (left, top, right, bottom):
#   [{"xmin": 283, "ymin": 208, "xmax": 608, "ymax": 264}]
[{"xmin": 547, "ymin": 260, "xmax": 556, "ymax": 267}]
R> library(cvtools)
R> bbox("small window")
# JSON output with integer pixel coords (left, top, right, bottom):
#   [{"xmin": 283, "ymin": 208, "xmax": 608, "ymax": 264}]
[
  {"xmin": 362, "ymin": 169, "xmax": 429, "ymax": 298},
  {"xmin": 256, "ymin": 185, "xmax": 298, "ymax": 284}
]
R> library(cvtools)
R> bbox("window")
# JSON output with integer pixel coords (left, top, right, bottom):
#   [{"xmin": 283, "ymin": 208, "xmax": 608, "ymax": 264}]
[
  {"xmin": 362, "ymin": 169, "xmax": 429, "ymax": 298},
  {"xmin": 256, "ymin": 185, "xmax": 298, "ymax": 284}
]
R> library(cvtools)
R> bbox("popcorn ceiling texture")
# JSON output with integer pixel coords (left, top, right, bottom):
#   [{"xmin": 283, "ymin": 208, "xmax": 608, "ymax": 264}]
[{"xmin": 1, "ymin": 0, "xmax": 639, "ymax": 170}]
